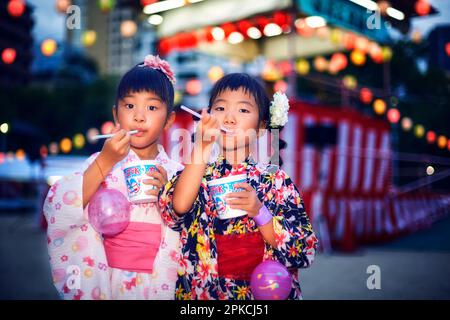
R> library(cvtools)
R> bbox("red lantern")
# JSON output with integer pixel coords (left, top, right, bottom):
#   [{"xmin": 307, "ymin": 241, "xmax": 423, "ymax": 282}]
[
  {"xmin": 278, "ymin": 61, "xmax": 292, "ymax": 76},
  {"xmin": 359, "ymin": 88, "xmax": 373, "ymax": 104},
  {"xmin": 40, "ymin": 145, "xmax": 48, "ymax": 159},
  {"xmin": 387, "ymin": 108, "xmax": 400, "ymax": 124},
  {"xmin": 158, "ymin": 38, "xmax": 171, "ymax": 56},
  {"xmin": 2, "ymin": 48, "xmax": 16, "ymax": 64},
  {"xmin": 344, "ymin": 33, "xmax": 357, "ymax": 50},
  {"xmin": 426, "ymin": 130, "xmax": 436, "ymax": 143},
  {"xmin": 415, "ymin": 0, "xmax": 430, "ymax": 16},
  {"xmin": 221, "ymin": 23, "xmax": 236, "ymax": 38},
  {"xmin": 256, "ymin": 16, "xmax": 270, "ymax": 30},
  {"xmin": 237, "ymin": 20, "xmax": 252, "ymax": 36},
  {"xmin": 8, "ymin": 0, "xmax": 25, "ymax": 18},
  {"xmin": 140, "ymin": 0, "xmax": 157, "ymax": 6},
  {"xmin": 445, "ymin": 42, "xmax": 450, "ymax": 57}
]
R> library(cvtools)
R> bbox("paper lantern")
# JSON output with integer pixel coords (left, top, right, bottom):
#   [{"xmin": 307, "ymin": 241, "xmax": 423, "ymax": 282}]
[
  {"xmin": 414, "ymin": 125, "xmax": 425, "ymax": 138},
  {"xmin": 350, "ymin": 50, "xmax": 366, "ymax": 66},
  {"xmin": 121, "ymin": 20, "xmax": 137, "ymax": 38},
  {"xmin": 426, "ymin": 165, "xmax": 434, "ymax": 176},
  {"xmin": 237, "ymin": 20, "xmax": 252, "ymax": 35},
  {"xmin": 140, "ymin": 0, "xmax": 157, "ymax": 6},
  {"xmin": 49, "ymin": 142, "xmax": 59, "ymax": 155},
  {"xmin": 330, "ymin": 29, "xmax": 342, "ymax": 44},
  {"xmin": 82, "ymin": 30, "xmax": 97, "ymax": 47},
  {"xmin": 73, "ymin": 133, "xmax": 86, "ymax": 149},
  {"xmin": 0, "ymin": 152, "xmax": 4, "ymax": 165},
  {"xmin": 426, "ymin": 131, "xmax": 436, "ymax": 144},
  {"xmin": 343, "ymin": 75, "xmax": 357, "ymax": 89},
  {"xmin": 247, "ymin": 27, "xmax": 262, "ymax": 40},
  {"xmin": 415, "ymin": 0, "xmax": 430, "ymax": 16},
  {"xmin": 60, "ymin": 138, "xmax": 72, "ymax": 154},
  {"xmin": 87, "ymin": 128, "xmax": 100, "ymax": 144},
  {"xmin": 208, "ymin": 66, "xmax": 224, "ymax": 83},
  {"xmin": 41, "ymin": 39, "xmax": 58, "ymax": 57},
  {"xmin": 330, "ymin": 53, "xmax": 348, "ymax": 71},
  {"xmin": 186, "ymin": 79, "xmax": 202, "ymax": 95},
  {"xmin": 98, "ymin": 0, "xmax": 115, "ymax": 13},
  {"xmin": 274, "ymin": 80, "xmax": 288, "ymax": 93},
  {"xmin": 295, "ymin": 59, "xmax": 310, "ymax": 75},
  {"xmin": 314, "ymin": 56, "xmax": 328, "ymax": 72},
  {"xmin": 40, "ymin": 145, "xmax": 49, "ymax": 158},
  {"xmin": 411, "ymin": 30, "xmax": 422, "ymax": 44},
  {"xmin": 262, "ymin": 61, "xmax": 282, "ymax": 81},
  {"xmin": 437, "ymin": 136, "xmax": 447, "ymax": 149},
  {"xmin": 387, "ymin": 108, "xmax": 400, "ymax": 124},
  {"xmin": 174, "ymin": 90, "xmax": 183, "ymax": 105},
  {"xmin": 369, "ymin": 43, "xmax": 383, "ymax": 63},
  {"xmin": 359, "ymin": 88, "xmax": 373, "ymax": 104},
  {"xmin": 2, "ymin": 48, "xmax": 16, "ymax": 65},
  {"xmin": 355, "ymin": 36, "xmax": 369, "ymax": 53},
  {"xmin": 401, "ymin": 117, "xmax": 413, "ymax": 131},
  {"xmin": 15, "ymin": 149, "xmax": 26, "ymax": 161},
  {"xmin": 0, "ymin": 123, "xmax": 8, "ymax": 134},
  {"xmin": 228, "ymin": 32, "xmax": 244, "ymax": 44},
  {"xmin": 382, "ymin": 47, "xmax": 393, "ymax": 62},
  {"xmin": 316, "ymin": 26, "xmax": 330, "ymax": 39},
  {"xmin": 344, "ymin": 33, "xmax": 357, "ymax": 50},
  {"xmin": 211, "ymin": 27, "xmax": 225, "ymax": 41},
  {"xmin": 373, "ymin": 99, "xmax": 386, "ymax": 115},
  {"xmin": 101, "ymin": 121, "xmax": 115, "ymax": 135},
  {"xmin": 278, "ymin": 61, "xmax": 292, "ymax": 76},
  {"xmin": 56, "ymin": 0, "xmax": 71, "ymax": 13},
  {"xmin": 295, "ymin": 19, "xmax": 314, "ymax": 37},
  {"xmin": 8, "ymin": 0, "xmax": 25, "ymax": 18},
  {"xmin": 445, "ymin": 43, "xmax": 450, "ymax": 56}
]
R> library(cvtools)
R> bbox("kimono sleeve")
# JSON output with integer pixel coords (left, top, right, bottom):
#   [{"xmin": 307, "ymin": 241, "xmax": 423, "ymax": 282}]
[{"xmin": 264, "ymin": 169, "xmax": 318, "ymax": 269}]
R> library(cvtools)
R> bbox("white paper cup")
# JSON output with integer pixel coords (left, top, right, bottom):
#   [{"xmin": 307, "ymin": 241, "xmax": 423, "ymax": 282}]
[
  {"xmin": 207, "ymin": 174, "xmax": 247, "ymax": 220},
  {"xmin": 123, "ymin": 160, "xmax": 159, "ymax": 204}
]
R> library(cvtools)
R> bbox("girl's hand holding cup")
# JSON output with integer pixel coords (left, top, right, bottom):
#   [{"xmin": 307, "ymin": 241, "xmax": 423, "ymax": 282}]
[
  {"xmin": 225, "ymin": 182, "xmax": 263, "ymax": 217},
  {"xmin": 143, "ymin": 165, "xmax": 168, "ymax": 197}
]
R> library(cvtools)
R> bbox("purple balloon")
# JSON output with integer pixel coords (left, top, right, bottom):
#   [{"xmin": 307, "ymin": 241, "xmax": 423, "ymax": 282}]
[
  {"xmin": 250, "ymin": 260, "xmax": 292, "ymax": 300},
  {"xmin": 88, "ymin": 188, "xmax": 131, "ymax": 236}
]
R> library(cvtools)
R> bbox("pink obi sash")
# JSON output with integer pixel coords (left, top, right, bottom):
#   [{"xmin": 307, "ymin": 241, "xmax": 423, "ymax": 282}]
[{"xmin": 103, "ymin": 222, "xmax": 161, "ymax": 273}]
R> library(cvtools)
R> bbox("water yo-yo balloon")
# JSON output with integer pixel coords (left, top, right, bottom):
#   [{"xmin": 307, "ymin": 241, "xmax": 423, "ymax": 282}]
[
  {"xmin": 250, "ymin": 260, "xmax": 292, "ymax": 300},
  {"xmin": 88, "ymin": 188, "xmax": 131, "ymax": 236}
]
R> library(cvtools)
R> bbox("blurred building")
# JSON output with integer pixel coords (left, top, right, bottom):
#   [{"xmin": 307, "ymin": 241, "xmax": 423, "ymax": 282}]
[
  {"xmin": 0, "ymin": 0, "xmax": 34, "ymax": 87},
  {"xmin": 67, "ymin": 0, "xmax": 155, "ymax": 75},
  {"xmin": 427, "ymin": 25, "xmax": 450, "ymax": 74}
]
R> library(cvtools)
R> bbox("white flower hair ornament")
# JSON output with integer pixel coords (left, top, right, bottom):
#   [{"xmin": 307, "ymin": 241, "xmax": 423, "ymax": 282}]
[
  {"xmin": 139, "ymin": 54, "xmax": 176, "ymax": 85},
  {"xmin": 269, "ymin": 91, "xmax": 290, "ymax": 128}
]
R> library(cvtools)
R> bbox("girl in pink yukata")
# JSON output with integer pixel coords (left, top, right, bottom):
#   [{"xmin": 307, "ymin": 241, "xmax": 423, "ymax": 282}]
[{"xmin": 44, "ymin": 55, "xmax": 184, "ymax": 300}]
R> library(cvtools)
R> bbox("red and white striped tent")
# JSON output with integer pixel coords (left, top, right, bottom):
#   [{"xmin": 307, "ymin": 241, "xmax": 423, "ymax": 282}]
[{"xmin": 161, "ymin": 101, "xmax": 450, "ymax": 251}]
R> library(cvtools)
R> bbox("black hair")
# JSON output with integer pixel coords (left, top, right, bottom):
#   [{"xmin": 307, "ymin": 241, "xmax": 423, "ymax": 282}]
[
  {"xmin": 115, "ymin": 62, "xmax": 175, "ymax": 116},
  {"xmin": 206, "ymin": 73, "xmax": 287, "ymax": 167}
]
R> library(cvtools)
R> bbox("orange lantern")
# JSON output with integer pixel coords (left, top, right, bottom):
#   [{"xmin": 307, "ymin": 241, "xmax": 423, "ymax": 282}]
[
  {"xmin": 274, "ymin": 80, "xmax": 288, "ymax": 93},
  {"xmin": 56, "ymin": 0, "xmax": 71, "ymax": 13},
  {"xmin": 15, "ymin": 149, "xmax": 26, "ymax": 161},
  {"xmin": 314, "ymin": 56, "xmax": 328, "ymax": 72},
  {"xmin": 373, "ymin": 99, "xmax": 386, "ymax": 115},
  {"xmin": 445, "ymin": 43, "xmax": 450, "ymax": 56},
  {"xmin": 8, "ymin": 0, "xmax": 25, "ymax": 18},
  {"xmin": 401, "ymin": 117, "xmax": 413, "ymax": 131},
  {"xmin": 330, "ymin": 53, "xmax": 348, "ymax": 71},
  {"xmin": 208, "ymin": 66, "xmax": 224, "ymax": 83},
  {"xmin": 350, "ymin": 50, "xmax": 366, "ymax": 66},
  {"xmin": 120, "ymin": 20, "xmax": 137, "ymax": 38},
  {"xmin": 41, "ymin": 39, "xmax": 58, "ymax": 57},
  {"xmin": 343, "ymin": 75, "xmax": 357, "ymax": 89},
  {"xmin": 437, "ymin": 135, "xmax": 447, "ymax": 149},
  {"xmin": 2, "ymin": 48, "xmax": 16, "ymax": 64}
]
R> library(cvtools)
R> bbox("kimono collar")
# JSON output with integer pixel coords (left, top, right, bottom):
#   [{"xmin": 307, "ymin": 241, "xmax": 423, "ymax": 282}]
[
  {"xmin": 211, "ymin": 154, "xmax": 257, "ymax": 171},
  {"xmin": 122, "ymin": 144, "xmax": 170, "ymax": 165}
]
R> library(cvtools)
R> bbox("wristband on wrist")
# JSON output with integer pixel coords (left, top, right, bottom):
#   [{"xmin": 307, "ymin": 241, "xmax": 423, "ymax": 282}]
[{"xmin": 253, "ymin": 205, "xmax": 272, "ymax": 226}]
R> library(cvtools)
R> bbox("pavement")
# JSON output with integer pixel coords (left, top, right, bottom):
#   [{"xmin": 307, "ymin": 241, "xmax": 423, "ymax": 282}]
[{"xmin": 1, "ymin": 210, "xmax": 449, "ymax": 300}]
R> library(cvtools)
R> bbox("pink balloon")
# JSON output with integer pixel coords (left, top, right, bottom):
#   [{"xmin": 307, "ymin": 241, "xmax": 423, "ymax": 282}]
[
  {"xmin": 88, "ymin": 188, "xmax": 131, "ymax": 236},
  {"xmin": 250, "ymin": 260, "xmax": 292, "ymax": 300}
]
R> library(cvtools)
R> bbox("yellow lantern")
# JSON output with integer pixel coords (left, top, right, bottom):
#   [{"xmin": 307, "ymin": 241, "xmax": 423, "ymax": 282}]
[
  {"xmin": 382, "ymin": 46, "xmax": 393, "ymax": 62},
  {"xmin": 41, "ymin": 39, "xmax": 58, "ymax": 57},
  {"xmin": 296, "ymin": 59, "xmax": 310, "ymax": 75},
  {"xmin": 437, "ymin": 135, "xmax": 447, "ymax": 149},
  {"xmin": 262, "ymin": 61, "xmax": 282, "ymax": 81},
  {"xmin": 208, "ymin": 66, "xmax": 224, "ymax": 83},
  {"xmin": 174, "ymin": 90, "xmax": 183, "ymax": 105},
  {"xmin": 73, "ymin": 133, "xmax": 86, "ymax": 149},
  {"xmin": 373, "ymin": 99, "xmax": 386, "ymax": 115},
  {"xmin": 343, "ymin": 75, "xmax": 357, "ymax": 89},
  {"xmin": 60, "ymin": 138, "xmax": 72, "ymax": 154},
  {"xmin": 121, "ymin": 20, "xmax": 137, "ymax": 38},
  {"xmin": 82, "ymin": 30, "xmax": 97, "ymax": 47},
  {"xmin": 350, "ymin": 50, "xmax": 366, "ymax": 66},
  {"xmin": 414, "ymin": 124, "xmax": 425, "ymax": 138},
  {"xmin": 330, "ymin": 28, "xmax": 342, "ymax": 44}
]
